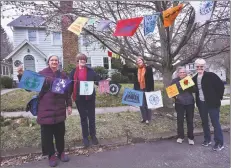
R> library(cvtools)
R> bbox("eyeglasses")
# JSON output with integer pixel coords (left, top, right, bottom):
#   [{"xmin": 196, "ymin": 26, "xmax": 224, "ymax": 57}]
[
  {"xmin": 179, "ymin": 72, "xmax": 186, "ymax": 74},
  {"xmin": 196, "ymin": 66, "xmax": 204, "ymax": 69}
]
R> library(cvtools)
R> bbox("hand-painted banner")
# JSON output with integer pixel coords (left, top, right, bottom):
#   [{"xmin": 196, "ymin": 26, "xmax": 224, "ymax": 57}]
[
  {"xmin": 163, "ymin": 4, "xmax": 183, "ymax": 27},
  {"xmin": 112, "ymin": 53, "xmax": 120, "ymax": 59},
  {"xmin": 52, "ymin": 78, "xmax": 72, "ymax": 94},
  {"xmin": 79, "ymin": 81, "xmax": 94, "ymax": 95},
  {"xmin": 96, "ymin": 20, "xmax": 112, "ymax": 31},
  {"xmin": 190, "ymin": 1, "xmax": 214, "ymax": 23},
  {"xmin": 179, "ymin": 76, "xmax": 195, "ymax": 90},
  {"xmin": 145, "ymin": 90, "xmax": 163, "ymax": 109},
  {"xmin": 98, "ymin": 80, "xmax": 110, "ymax": 94},
  {"xmin": 122, "ymin": 88, "xmax": 143, "ymax": 106},
  {"xmin": 85, "ymin": 18, "xmax": 98, "ymax": 26},
  {"xmin": 113, "ymin": 17, "xmax": 143, "ymax": 36},
  {"xmin": 166, "ymin": 84, "xmax": 179, "ymax": 98},
  {"xmin": 144, "ymin": 13, "xmax": 160, "ymax": 36},
  {"xmin": 109, "ymin": 83, "xmax": 121, "ymax": 96},
  {"xmin": 68, "ymin": 17, "xmax": 89, "ymax": 35},
  {"xmin": 18, "ymin": 70, "xmax": 45, "ymax": 92}
]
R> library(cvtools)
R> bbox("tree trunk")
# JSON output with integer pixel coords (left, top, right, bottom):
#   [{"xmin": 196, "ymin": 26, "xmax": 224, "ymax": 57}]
[{"xmin": 162, "ymin": 69, "xmax": 174, "ymax": 109}]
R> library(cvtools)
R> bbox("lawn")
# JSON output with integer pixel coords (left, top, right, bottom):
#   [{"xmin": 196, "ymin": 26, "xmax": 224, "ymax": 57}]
[{"xmin": 1, "ymin": 82, "xmax": 164, "ymax": 112}]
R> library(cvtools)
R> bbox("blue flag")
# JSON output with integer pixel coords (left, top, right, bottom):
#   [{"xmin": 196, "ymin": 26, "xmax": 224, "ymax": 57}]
[
  {"xmin": 18, "ymin": 70, "xmax": 45, "ymax": 92},
  {"xmin": 52, "ymin": 78, "xmax": 72, "ymax": 94},
  {"xmin": 122, "ymin": 88, "xmax": 143, "ymax": 107},
  {"xmin": 144, "ymin": 13, "xmax": 160, "ymax": 36}
]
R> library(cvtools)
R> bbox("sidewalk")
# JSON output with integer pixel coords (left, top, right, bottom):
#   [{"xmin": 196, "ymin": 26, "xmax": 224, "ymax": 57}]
[{"xmin": 1, "ymin": 88, "xmax": 20, "ymax": 95}]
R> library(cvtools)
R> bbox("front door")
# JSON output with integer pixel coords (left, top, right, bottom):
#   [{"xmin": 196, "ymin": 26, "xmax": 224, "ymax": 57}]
[{"xmin": 24, "ymin": 55, "xmax": 35, "ymax": 71}]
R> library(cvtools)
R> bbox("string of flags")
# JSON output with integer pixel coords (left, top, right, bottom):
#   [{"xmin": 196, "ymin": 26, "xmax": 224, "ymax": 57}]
[{"xmin": 67, "ymin": 1, "xmax": 214, "ymax": 37}]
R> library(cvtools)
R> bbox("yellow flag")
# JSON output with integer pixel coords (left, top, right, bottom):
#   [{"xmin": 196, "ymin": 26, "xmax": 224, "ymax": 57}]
[
  {"xmin": 112, "ymin": 53, "xmax": 120, "ymax": 59},
  {"xmin": 166, "ymin": 84, "xmax": 179, "ymax": 98},
  {"xmin": 68, "ymin": 17, "xmax": 89, "ymax": 35},
  {"xmin": 179, "ymin": 76, "xmax": 195, "ymax": 90},
  {"xmin": 163, "ymin": 4, "xmax": 183, "ymax": 27}
]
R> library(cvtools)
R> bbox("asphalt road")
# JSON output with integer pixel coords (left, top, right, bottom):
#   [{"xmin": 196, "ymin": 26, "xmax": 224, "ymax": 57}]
[{"xmin": 8, "ymin": 132, "xmax": 230, "ymax": 168}]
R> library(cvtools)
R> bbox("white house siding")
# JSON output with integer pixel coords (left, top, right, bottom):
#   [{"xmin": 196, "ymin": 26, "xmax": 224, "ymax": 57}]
[
  {"xmin": 11, "ymin": 43, "xmax": 47, "ymax": 81},
  {"xmin": 13, "ymin": 28, "xmax": 27, "ymax": 48}
]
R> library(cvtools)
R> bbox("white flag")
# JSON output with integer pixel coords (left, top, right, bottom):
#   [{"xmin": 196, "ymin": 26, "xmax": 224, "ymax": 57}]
[
  {"xmin": 190, "ymin": 1, "xmax": 214, "ymax": 23},
  {"xmin": 145, "ymin": 90, "xmax": 163, "ymax": 109},
  {"xmin": 80, "ymin": 81, "xmax": 94, "ymax": 95}
]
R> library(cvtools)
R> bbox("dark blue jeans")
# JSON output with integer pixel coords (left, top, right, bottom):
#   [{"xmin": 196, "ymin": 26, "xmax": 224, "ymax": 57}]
[{"xmin": 198, "ymin": 101, "xmax": 223, "ymax": 145}]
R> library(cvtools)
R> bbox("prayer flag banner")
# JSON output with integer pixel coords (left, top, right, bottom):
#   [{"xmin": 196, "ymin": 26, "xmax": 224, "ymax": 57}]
[
  {"xmin": 109, "ymin": 83, "xmax": 121, "ymax": 96},
  {"xmin": 85, "ymin": 18, "xmax": 98, "ymax": 26},
  {"xmin": 96, "ymin": 20, "xmax": 112, "ymax": 31},
  {"xmin": 166, "ymin": 84, "xmax": 179, "ymax": 98},
  {"xmin": 112, "ymin": 53, "xmax": 120, "ymax": 59},
  {"xmin": 190, "ymin": 1, "xmax": 214, "ymax": 23},
  {"xmin": 98, "ymin": 80, "xmax": 110, "ymax": 94},
  {"xmin": 80, "ymin": 81, "xmax": 94, "ymax": 95},
  {"xmin": 179, "ymin": 76, "xmax": 195, "ymax": 90},
  {"xmin": 52, "ymin": 78, "xmax": 72, "ymax": 94},
  {"xmin": 163, "ymin": 4, "xmax": 183, "ymax": 27},
  {"xmin": 122, "ymin": 88, "xmax": 143, "ymax": 107},
  {"xmin": 18, "ymin": 70, "xmax": 45, "ymax": 92},
  {"xmin": 68, "ymin": 17, "xmax": 89, "ymax": 35},
  {"xmin": 113, "ymin": 17, "xmax": 143, "ymax": 36},
  {"xmin": 145, "ymin": 90, "xmax": 163, "ymax": 109},
  {"xmin": 108, "ymin": 51, "xmax": 112, "ymax": 57},
  {"xmin": 144, "ymin": 13, "xmax": 159, "ymax": 36}
]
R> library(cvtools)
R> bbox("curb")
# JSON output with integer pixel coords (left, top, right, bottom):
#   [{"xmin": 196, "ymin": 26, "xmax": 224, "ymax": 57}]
[{"xmin": 1, "ymin": 125, "xmax": 229, "ymax": 159}]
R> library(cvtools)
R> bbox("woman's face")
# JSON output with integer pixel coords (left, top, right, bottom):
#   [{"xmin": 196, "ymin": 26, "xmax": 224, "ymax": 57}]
[
  {"xmin": 136, "ymin": 58, "xmax": 144, "ymax": 67},
  {"xmin": 178, "ymin": 68, "xmax": 187, "ymax": 79},
  {"xmin": 78, "ymin": 59, "xmax": 86, "ymax": 67},
  {"xmin": 48, "ymin": 56, "xmax": 59, "ymax": 69},
  {"xmin": 196, "ymin": 64, "xmax": 205, "ymax": 74}
]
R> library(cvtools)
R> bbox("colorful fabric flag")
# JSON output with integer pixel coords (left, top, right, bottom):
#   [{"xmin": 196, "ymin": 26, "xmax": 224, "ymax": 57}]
[
  {"xmin": 96, "ymin": 19, "xmax": 112, "ymax": 31},
  {"xmin": 179, "ymin": 76, "xmax": 195, "ymax": 90},
  {"xmin": 109, "ymin": 83, "xmax": 121, "ymax": 96},
  {"xmin": 68, "ymin": 17, "xmax": 89, "ymax": 35},
  {"xmin": 112, "ymin": 53, "xmax": 120, "ymax": 59},
  {"xmin": 190, "ymin": 1, "xmax": 214, "ymax": 23},
  {"xmin": 144, "ymin": 13, "xmax": 160, "ymax": 36},
  {"xmin": 145, "ymin": 90, "xmax": 163, "ymax": 109},
  {"xmin": 163, "ymin": 4, "xmax": 183, "ymax": 27},
  {"xmin": 18, "ymin": 70, "xmax": 45, "ymax": 92},
  {"xmin": 108, "ymin": 51, "xmax": 112, "ymax": 57},
  {"xmin": 166, "ymin": 84, "xmax": 179, "ymax": 98},
  {"xmin": 51, "ymin": 78, "xmax": 72, "ymax": 94},
  {"xmin": 79, "ymin": 81, "xmax": 94, "ymax": 95},
  {"xmin": 122, "ymin": 88, "xmax": 143, "ymax": 107},
  {"xmin": 85, "ymin": 18, "xmax": 98, "ymax": 26},
  {"xmin": 113, "ymin": 17, "xmax": 143, "ymax": 36},
  {"xmin": 98, "ymin": 80, "xmax": 110, "ymax": 94}
]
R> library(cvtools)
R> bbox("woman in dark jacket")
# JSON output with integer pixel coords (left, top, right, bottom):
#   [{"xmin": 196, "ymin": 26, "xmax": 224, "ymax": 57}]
[
  {"xmin": 17, "ymin": 55, "xmax": 72, "ymax": 167},
  {"xmin": 69, "ymin": 53, "xmax": 101, "ymax": 148},
  {"xmin": 171, "ymin": 66, "xmax": 195, "ymax": 145},
  {"xmin": 122, "ymin": 56, "xmax": 154, "ymax": 124}
]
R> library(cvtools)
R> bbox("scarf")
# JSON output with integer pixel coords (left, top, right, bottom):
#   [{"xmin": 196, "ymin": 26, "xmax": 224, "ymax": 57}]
[
  {"xmin": 72, "ymin": 66, "xmax": 87, "ymax": 101},
  {"xmin": 138, "ymin": 65, "xmax": 146, "ymax": 90}
]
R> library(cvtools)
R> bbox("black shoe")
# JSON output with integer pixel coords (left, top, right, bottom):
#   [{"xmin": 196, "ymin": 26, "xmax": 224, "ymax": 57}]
[
  {"xmin": 202, "ymin": 141, "xmax": 212, "ymax": 147},
  {"xmin": 213, "ymin": 143, "xmax": 224, "ymax": 151},
  {"xmin": 83, "ymin": 137, "xmax": 90, "ymax": 148},
  {"xmin": 140, "ymin": 120, "xmax": 145, "ymax": 123},
  {"xmin": 91, "ymin": 136, "xmax": 99, "ymax": 145}
]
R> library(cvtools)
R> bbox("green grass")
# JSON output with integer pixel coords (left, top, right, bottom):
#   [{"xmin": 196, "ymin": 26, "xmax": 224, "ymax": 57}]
[{"xmin": 1, "ymin": 82, "xmax": 164, "ymax": 112}]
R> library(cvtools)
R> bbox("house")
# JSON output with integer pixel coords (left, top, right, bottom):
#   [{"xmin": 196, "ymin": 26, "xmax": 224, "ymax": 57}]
[{"xmin": 0, "ymin": 60, "xmax": 12, "ymax": 77}]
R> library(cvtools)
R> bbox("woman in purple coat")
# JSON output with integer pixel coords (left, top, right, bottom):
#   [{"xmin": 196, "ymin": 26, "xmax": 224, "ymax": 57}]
[{"xmin": 17, "ymin": 55, "xmax": 72, "ymax": 167}]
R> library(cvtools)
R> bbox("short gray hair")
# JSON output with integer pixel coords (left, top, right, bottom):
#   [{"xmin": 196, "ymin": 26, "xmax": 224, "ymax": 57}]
[
  {"xmin": 195, "ymin": 58, "xmax": 206, "ymax": 65},
  {"xmin": 176, "ymin": 66, "xmax": 187, "ymax": 73}
]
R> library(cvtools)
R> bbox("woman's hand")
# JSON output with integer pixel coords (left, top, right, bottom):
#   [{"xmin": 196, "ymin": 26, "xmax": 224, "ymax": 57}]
[
  {"xmin": 17, "ymin": 65, "xmax": 24, "ymax": 75},
  {"xmin": 67, "ymin": 106, "xmax": 72, "ymax": 115}
]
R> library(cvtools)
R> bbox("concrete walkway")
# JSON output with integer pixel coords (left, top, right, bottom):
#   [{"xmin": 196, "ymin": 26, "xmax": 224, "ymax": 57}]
[{"xmin": 1, "ymin": 88, "xmax": 20, "ymax": 95}]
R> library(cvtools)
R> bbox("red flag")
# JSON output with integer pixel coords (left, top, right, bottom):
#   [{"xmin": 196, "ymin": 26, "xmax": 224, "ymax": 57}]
[
  {"xmin": 113, "ymin": 17, "xmax": 143, "ymax": 36},
  {"xmin": 108, "ymin": 51, "xmax": 112, "ymax": 57}
]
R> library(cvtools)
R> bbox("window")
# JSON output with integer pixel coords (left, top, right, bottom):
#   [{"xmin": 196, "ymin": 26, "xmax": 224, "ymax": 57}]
[
  {"xmin": 103, "ymin": 57, "xmax": 109, "ymax": 69},
  {"xmin": 6, "ymin": 67, "xmax": 9, "ymax": 75},
  {"xmin": 2, "ymin": 66, "xmax": 6, "ymax": 75},
  {"xmin": 52, "ymin": 32, "xmax": 62, "ymax": 45},
  {"xmin": 28, "ymin": 29, "xmax": 37, "ymax": 42},
  {"xmin": 86, "ymin": 57, "xmax": 91, "ymax": 67}
]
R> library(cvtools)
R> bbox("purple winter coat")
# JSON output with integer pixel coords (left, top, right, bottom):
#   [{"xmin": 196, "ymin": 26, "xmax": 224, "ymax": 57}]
[{"xmin": 36, "ymin": 67, "xmax": 72, "ymax": 125}]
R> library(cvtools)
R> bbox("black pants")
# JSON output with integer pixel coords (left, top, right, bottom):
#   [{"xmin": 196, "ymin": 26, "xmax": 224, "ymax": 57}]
[
  {"xmin": 41, "ymin": 122, "xmax": 65, "ymax": 157},
  {"xmin": 75, "ymin": 98, "xmax": 96, "ymax": 138},
  {"xmin": 175, "ymin": 103, "xmax": 194, "ymax": 140},
  {"xmin": 40, "ymin": 126, "xmax": 47, "ymax": 156}
]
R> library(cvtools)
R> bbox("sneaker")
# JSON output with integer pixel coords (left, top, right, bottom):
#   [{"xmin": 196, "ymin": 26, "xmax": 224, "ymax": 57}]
[
  {"xmin": 83, "ymin": 137, "xmax": 90, "ymax": 148},
  {"xmin": 202, "ymin": 141, "xmax": 212, "ymax": 147},
  {"xmin": 49, "ymin": 155, "xmax": 58, "ymax": 167},
  {"xmin": 91, "ymin": 136, "xmax": 99, "ymax": 145},
  {"xmin": 213, "ymin": 143, "xmax": 224, "ymax": 151},
  {"xmin": 145, "ymin": 120, "xmax": 149, "ymax": 125},
  {"xmin": 140, "ymin": 119, "xmax": 145, "ymax": 123},
  {"xmin": 59, "ymin": 152, "xmax": 69, "ymax": 162},
  {"xmin": 177, "ymin": 138, "xmax": 184, "ymax": 144},
  {"xmin": 188, "ymin": 139, "xmax": 194, "ymax": 145}
]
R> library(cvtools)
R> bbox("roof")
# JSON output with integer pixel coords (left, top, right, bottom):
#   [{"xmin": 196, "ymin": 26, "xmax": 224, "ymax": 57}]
[
  {"xmin": 5, "ymin": 40, "xmax": 47, "ymax": 59},
  {"xmin": 7, "ymin": 15, "xmax": 46, "ymax": 28}
]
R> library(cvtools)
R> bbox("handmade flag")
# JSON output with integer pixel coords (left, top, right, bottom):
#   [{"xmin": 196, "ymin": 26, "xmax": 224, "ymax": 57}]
[
  {"xmin": 163, "ymin": 4, "xmax": 183, "ymax": 27},
  {"xmin": 79, "ymin": 81, "xmax": 94, "ymax": 95},
  {"xmin": 144, "ymin": 13, "xmax": 160, "ymax": 36},
  {"xmin": 18, "ymin": 70, "xmax": 45, "ymax": 92},
  {"xmin": 68, "ymin": 17, "xmax": 89, "ymax": 35},
  {"xmin": 166, "ymin": 84, "xmax": 179, "ymax": 98},
  {"xmin": 52, "ymin": 78, "xmax": 72, "ymax": 94},
  {"xmin": 96, "ymin": 19, "xmax": 112, "ymax": 31},
  {"xmin": 145, "ymin": 90, "xmax": 163, "ymax": 109},
  {"xmin": 190, "ymin": 1, "xmax": 214, "ymax": 23},
  {"xmin": 98, "ymin": 80, "xmax": 110, "ymax": 94},
  {"xmin": 179, "ymin": 76, "xmax": 195, "ymax": 90},
  {"xmin": 112, "ymin": 53, "xmax": 120, "ymax": 59},
  {"xmin": 109, "ymin": 83, "xmax": 121, "ymax": 96},
  {"xmin": 122, "ymin": 88, "xmax": 143, "ymax": 107},
  {"xmin": 85, "ymin": 18, "xmax": 98, "ymax": 26},
  {"xmin": 108, "ymin": 51, "xmax": 112, "ymax": 57},
  {"xmin": 113, "ymin": 17, "xmax": 143, "ymax": 36}
]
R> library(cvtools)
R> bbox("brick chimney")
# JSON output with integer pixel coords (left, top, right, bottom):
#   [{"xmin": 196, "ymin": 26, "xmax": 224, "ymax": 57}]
[{"xmin": 60, "ymin": 1, "xmax": 78, "ymax": 69}]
